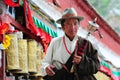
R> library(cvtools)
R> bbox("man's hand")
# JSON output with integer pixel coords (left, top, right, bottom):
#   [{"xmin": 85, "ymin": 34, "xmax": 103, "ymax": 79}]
[
  {"xmin": 73, "ymin": 55, "xmax": 82, "ymax": 64},
  {"xmin": 45, "ymin": 65, "xmax": 55, "ymax": 76}
]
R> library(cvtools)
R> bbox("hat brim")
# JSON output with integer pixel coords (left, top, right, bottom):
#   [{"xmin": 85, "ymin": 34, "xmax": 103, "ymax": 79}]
[{"xmin": 56, "ymin": 16, "xmax": 84, "ymax": 24}]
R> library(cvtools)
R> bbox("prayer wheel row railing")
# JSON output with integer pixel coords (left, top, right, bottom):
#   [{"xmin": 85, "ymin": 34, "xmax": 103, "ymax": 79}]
[{"xmin": 5, "ymin": 33, "xmax": 45, "ymax": 80}]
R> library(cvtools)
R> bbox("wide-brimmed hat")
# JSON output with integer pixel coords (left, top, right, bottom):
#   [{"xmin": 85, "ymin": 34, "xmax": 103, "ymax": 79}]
[{"xmin": 56, "ymin": 8, "xmax": 84, "ymax": 24}]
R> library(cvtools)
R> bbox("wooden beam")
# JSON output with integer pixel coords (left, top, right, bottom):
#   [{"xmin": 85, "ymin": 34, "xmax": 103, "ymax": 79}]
[
  {"xmin": 0, "ymin": 50, "xmax": 5, "ymax": 80},
  {"xmin": 6, "ymin": 14, "xmax": 43, "ymax": 42}
]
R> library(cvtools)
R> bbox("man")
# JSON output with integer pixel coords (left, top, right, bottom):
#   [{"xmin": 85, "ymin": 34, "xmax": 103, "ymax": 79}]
[{"xmin": 41, "ymin": 8, "xmax": 100, "ymax": 80}]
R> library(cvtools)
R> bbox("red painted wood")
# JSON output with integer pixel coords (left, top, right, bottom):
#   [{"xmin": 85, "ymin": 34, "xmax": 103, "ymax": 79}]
[
  {"xmin": 6, "ymin": 14, "xmax": 44, "ymax": 48},
  {"xmin": 0, "ymin": 50, "xmax": 5, "ymax": 80}
]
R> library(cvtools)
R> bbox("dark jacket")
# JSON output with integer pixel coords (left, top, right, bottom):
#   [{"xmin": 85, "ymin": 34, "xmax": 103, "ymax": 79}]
[
  {"xmin": 76, "ymin": 37, "xmax": 100, "ymax": 80},
  {"xmin": 43, "ymin": 37, "xmax": 100, "ymax": 80}
]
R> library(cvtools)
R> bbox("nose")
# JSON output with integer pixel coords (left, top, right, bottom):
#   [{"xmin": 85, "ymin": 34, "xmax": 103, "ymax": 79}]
[{"xmin": 70, "ymin": 23, "xmax": 75, "ymax": 29}]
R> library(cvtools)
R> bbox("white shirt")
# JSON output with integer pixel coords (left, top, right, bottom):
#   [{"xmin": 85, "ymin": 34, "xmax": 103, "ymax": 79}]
[{"xmin": 41, "ymin": 35, "xmax": 78, "ymax": 76}]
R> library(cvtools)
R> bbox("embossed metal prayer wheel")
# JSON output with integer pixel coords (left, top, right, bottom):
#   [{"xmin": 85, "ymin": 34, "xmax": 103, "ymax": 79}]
[
  {"xmin": 87, "ymin": 17, "xmax": 103, "ymax": 39},
  {"xmin": 36, "ymin": 76, "xmax": 43, "ymax": 80},
  {"xmin": 29, "ymin": 45, "xmax": 45, "ymax": 79},
  {"xmin": 5, "ymin": 33, "xmax": 21, "ymax": 72},
  {"xmin": 38, "ymin": 77, "xmax": 44, "ymax": 80},
  {"xmin": 14, "ymin": 39, "xmax": 29, "ymax": 75},
  {"xmin": 27, "ymin": 39, "xmax": 37, "ymax": 74},
  {"xmin": 36, "ymin": 45, "xmax": 43, "ymax": 76},
  {"xmin": 30, "ymin": 45, "xmax": 43, "ymax": 78},
  {"xmin": 41, "ymin": 51, "xmax": 46, "ymax": 60}
]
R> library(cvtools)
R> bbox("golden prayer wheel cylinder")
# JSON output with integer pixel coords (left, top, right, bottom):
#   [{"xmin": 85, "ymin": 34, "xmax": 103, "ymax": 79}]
[
  {"xmin": 41, "ymin": 52, "xmax": 45, "ymax": 60},
  {"xmin": 27, "ymin": 39, "xmax": 37, "ymax": 74},
  {"xmin": 29, "ymin": 45, "xmax": 44, "ymax": 79},
  {"xmin": 15, "ymin": 39, "xmax": 28, "ymax": 75},
  {"xmin": 29, "ymin": 74, "xmax": 37, "ymax": 79},
  {"xmin": 36, "ymin": 45, "xmax": 42, "ymax": 76},
  {"xmin": 36, "ymin": 76, "xmax": 43, "ymax": 80},
  {"xmin": 5, "ymin": 33, "xmax": 21, "ymax": 71},
  {"xmin": 37, "ymin": 77, "xmax": 43, "ymax": 80},
  {"xmin": 31, "ymin": 45, "xmax": 43, "ymax": 77}
]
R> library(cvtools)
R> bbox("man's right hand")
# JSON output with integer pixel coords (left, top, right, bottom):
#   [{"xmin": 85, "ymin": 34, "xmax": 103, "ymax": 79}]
[{"xmin": 45, "ymin": 65, "xmax": 55, "ymax": 76}]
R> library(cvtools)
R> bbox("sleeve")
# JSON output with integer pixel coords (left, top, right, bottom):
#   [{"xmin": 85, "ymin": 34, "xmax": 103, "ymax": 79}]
[
  {"xmin": 40, "ymin": 39, "xmax": 55, "ymax": 76},
  {"xmin": 77, "ymin": 41, "xmax": 100, "ymax": 76}
]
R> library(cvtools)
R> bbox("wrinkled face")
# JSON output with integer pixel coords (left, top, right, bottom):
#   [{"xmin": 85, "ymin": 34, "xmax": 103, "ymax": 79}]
[{"xmin": 62, "ymin": 18, "xmax": 79, "ymax": 40}]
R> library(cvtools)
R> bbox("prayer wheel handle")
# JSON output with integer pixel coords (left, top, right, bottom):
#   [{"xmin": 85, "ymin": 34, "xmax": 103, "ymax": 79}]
[{"xmin": 87, "ymin": 17, "xmax": 103, "ymax": 39}]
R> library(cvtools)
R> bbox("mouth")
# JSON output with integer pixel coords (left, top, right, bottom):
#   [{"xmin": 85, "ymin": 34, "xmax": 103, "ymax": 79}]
[{"xmin": 70, "ymin": 30, "xmax": 76, "ymax": 33}]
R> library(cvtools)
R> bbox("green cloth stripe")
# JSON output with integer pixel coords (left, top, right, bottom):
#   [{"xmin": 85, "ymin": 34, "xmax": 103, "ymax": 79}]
[
  {"xmin": 112, "ymin": 71, "xmax": 120, "ymax": 77},
  {"xmin": 100, "ymin": 61, "xmax": 110, "ymax": 68},
  {"xmin": 20, "ymin": 0, "xmax": 58, "ymax": 37},
  {"xmin": 101, "ymin": 61, "xmax": 120, "ymax": 76},
  {"xmin": 20, "ymin": 0, "xmax": 23, "ymax": 6},
  {"xmin": 33, "ymin": 16, "xmax": 58, "ymax": 37}
]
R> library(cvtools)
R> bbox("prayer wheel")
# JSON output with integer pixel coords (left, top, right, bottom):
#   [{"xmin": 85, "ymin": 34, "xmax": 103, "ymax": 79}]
[
  {"xmin": 36, "ymin": 76, "xmax": 44, "ymax": 80},
  {"xmin": 29, "ymin": 74, "xmax": 37, "ymax": 79},
  {"xmin": 29, "ymin": 45, "xmax": 44, "ymax": 79},
  {"xmin": 15, "ymin": 39, "xmax": 28, "ymax": 75},
  {"xmin": 30, "ymin": 45, "xmax": 43, "ymax": 78},
  {"xmin": 27, "ymin": 39, "xmax": 37, "ymax": 74},
  {"xmin": 36, "ymin": 45, "xmax": 42, "ymax": 76},
  {"xmin": 41, "ymin": 52, "xmax": 46, "ymax": 60},
  {"xmin": 5, "ymin": 33, "xmax": 21, "ymax": 71}
]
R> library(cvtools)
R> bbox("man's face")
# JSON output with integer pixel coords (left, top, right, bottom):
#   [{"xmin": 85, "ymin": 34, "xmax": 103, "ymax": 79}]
[{"xmin": 62, "ymin": 18, "xmax": 79, "ymax": 39}]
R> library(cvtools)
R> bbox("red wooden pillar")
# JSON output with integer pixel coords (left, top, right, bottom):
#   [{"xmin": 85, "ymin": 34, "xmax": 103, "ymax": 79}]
[{"xmin": 0, "ymin": 50, "xmax": 5, "ymax": 80}]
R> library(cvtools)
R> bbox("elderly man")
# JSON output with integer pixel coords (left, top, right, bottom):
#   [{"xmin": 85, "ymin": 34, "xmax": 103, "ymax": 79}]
[{"xmin": 41, "ymin": 8, "xmax": 100, "ymax": 80}]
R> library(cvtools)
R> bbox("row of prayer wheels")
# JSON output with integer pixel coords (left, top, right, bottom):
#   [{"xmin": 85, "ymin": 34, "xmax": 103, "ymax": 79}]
[{"xmin": 5, "ymin": 33, "xmax": 45, "ymax": 80}]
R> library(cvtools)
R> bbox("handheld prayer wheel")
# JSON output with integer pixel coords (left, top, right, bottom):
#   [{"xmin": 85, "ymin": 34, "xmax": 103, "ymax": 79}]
[
  {"xmin": 27, "ymin": 39, "xmax": 37, "ymax": 74},
  {"xmin": 87, "ymin": 17, "xmax": 103, "ymax": 39},
  {"xmin": 15, "ymin": 39, "xmax": 28, "ymax": 75},
  {"xmin": 5, "ymin": 33, "xmax": 21, "ymax": 71}
]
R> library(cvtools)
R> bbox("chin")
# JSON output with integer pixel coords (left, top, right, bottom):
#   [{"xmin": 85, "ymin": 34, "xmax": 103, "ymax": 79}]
[{"xmin": 70, "ymin": 35, "xmax": 75, "ymax": 38}]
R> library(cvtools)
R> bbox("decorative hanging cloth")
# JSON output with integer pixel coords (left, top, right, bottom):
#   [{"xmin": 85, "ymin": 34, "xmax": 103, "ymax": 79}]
[
  {"xmin": 33, "ymin": 16, "xmax": 58, "ymax": 38},
  {"xmin": 1, "ymin": 35, "xmax": 11, "ymax": 49},
  {"xmin": 4, "ymin": 0, "xmax": 20, "ymax": 7},
  {"xmin": 38, "ymin": 28, "xmax": 52, "ymax": 44},
  {"xmin": 100, "ymin": 61, "xmax": 120, "ymax": 80},
  {"xmin": 23, "ymin": 0, "xmax": 40, "ymax": 36},
  {"xmin": 0, "ymin": 22, "xmax": 9, "ymax": 43},
  {"xmin": 0, "ymin": 23, "xmax": 9, "ymax": 35}
]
